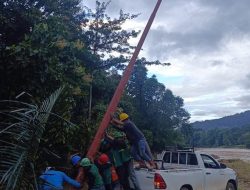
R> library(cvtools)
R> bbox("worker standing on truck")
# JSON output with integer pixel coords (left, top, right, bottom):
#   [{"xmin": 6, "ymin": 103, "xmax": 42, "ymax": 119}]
[
  {"xmin": 80, "ymin": 158, "xmax": 105, "ymax": 190},
  {"xmin": 118, "ymin": 134, "xmax": 142, "ymax": 190},
  {"xmin": 110, "ymin": 113, "xmax": 156, "ymax": 169}
]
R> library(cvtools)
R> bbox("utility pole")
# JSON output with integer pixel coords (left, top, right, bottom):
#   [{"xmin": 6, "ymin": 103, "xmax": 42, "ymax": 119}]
[
  {"xmin": 87, "ymin": 0, "xmax": 162, "ymax": 159},
  {"xmin": 73, "ymin": 0, "xmax": 163, "ymax": 186}
]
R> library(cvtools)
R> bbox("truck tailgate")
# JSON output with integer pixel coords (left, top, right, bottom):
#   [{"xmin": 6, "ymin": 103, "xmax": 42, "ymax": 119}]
[
  {"xmin": 135, "ymin": 168, "xmax": 204, "ymax": 190},
  {"xmin": 135, "ymin": 168, "xmax": 155, "ymax": 190}
]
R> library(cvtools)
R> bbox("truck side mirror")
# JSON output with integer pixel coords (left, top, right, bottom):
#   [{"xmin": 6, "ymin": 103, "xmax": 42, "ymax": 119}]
[{"xmin": 220, "ymin": 163, "xmax": 227, "ymax": 169}]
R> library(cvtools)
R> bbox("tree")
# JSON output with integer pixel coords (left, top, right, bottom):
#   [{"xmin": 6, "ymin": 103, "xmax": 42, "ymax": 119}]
[
  {"xmin": 0, "ymin": 1, "xmax": 193, "ymax": 184},
  {"xmin": 192, "ymin": 125, "xmax": 250, "ymax": 148},
  {"xmin": 243, "ymin": 132, "xmax": 250, "ymax": 149},
  {"xmin": 124, "ymin": 59, "xmax": 190, "ymax": 151},
  {"xmin": 81, "ymin": 0, "xmax": 141, "ymax": 120},
  {"xmin": 0, "ymin": 0, "xmax": 93, "ymax": 100},
  {"xmin": 0, "ymin": 0, "xmax": 96, "ymax": 170},
  {"xmin": 83, "ymin": 1, "xmax": 140, "ymax": 69},
  {"xmin": 0, "ymin": 88, "xmax": 63, "ymax": 189}
]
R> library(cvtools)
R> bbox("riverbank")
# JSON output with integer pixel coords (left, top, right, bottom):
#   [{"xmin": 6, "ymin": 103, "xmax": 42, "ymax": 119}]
[{"xmin": 197, "ymin": 148, "xmax": 250, "ymax": 161}]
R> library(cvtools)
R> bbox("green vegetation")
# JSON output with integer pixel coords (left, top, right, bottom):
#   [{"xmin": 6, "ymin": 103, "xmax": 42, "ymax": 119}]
[
  {"xmin": 192, "ymin": 110, "xmax": 250, "ymax": 129},
  {"xmin": 0, "ymin": 88, "xmax": 63, "ymax": 189},
  {"xmin": 193, "ymin": 125, "xmax": 250, "ymax": 148},
  {"xmin": 0, "ymin": 0, "xmax": 192, "ymax": 188},
  {"xmin": 124, "ymin": 59, "xmax": 191, "ymax": 151}
]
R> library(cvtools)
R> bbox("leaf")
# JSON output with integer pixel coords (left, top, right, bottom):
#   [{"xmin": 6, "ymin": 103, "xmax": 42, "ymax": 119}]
[{"xmin": 0, "ymin": 87, "xmax": 63, "ymax": 189}]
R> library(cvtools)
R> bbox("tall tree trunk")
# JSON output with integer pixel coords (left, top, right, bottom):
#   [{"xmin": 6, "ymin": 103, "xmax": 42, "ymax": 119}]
[{"xmin": 88, "ymin": 76, "xmax": 93, "ymax": 120}]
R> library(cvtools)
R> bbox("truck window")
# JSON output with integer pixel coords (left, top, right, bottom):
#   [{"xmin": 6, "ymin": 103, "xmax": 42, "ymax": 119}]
[
  {"xmin": 179, "ymin": 153, "xmax": 187, "ymax": 164},
  {"xmin": 201, "ymin": 154, "xmax": 220, "ymax": 169},
  {"xmin": 172, "ymin": 152, "xmax": 178, "ymax": 163},
  {"xmin": 163, "ymin": 152, "xmax": 170, "ymax": 163},
  {"xmin": 187, "ymin": 153, "xmax": 198, "ymax": 165}
]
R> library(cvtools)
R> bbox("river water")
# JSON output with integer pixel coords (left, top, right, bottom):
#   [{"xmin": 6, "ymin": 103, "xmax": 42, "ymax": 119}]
[{"xmin": 197, "ymin": 148, "xmax": 250, "ymax": 161}]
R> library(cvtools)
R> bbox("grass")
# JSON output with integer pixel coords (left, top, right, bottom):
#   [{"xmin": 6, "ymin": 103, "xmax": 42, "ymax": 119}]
[{"xmin": 221, "ymin": 159, "xmax": 250, "ymax": 190}]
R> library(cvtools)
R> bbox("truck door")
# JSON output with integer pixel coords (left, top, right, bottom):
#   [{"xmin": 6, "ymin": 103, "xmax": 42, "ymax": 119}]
[{"xmin": 201, "ymin": 154, "xmax": 225, "ymax": 190}]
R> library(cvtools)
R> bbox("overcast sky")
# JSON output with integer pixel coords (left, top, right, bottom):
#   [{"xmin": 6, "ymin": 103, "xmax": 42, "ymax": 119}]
[{"xmin": 83, "ymin": 0, "xmax": 250, "ymax": 122}]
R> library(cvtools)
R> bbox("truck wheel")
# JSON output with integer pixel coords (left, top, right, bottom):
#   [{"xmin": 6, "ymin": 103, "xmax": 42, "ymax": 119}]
[
  {"xmin": 226, "ymin": 182, "xmax": 235, "ymax": 190},
  {"xmin": 180, "ymin": 187, "xmax": 189, "ymax": 190}
]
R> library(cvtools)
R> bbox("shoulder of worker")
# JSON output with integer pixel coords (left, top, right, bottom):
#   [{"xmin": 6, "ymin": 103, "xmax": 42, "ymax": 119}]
[
  {"xmin": 123, "ymin": 119, "xmax": 135, "ymax": 127},
  {"xmin": 90, "ymin": 163, "xmax": 99, "ymax": 173},
  {"xmin": 49, "ymin": 170, "xmax": 68, "ymax": 177},
  {"xmin": 40, "ymin": 170, "xmax": 63, "ymax": 179},
  {"xmin": 42, "ymin": 169, "xmax": 56, "ymax": 174}
]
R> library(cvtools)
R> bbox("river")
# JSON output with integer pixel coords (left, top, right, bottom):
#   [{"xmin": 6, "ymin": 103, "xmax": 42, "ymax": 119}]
[{"xmin": 198, "ymin": 148, "xmax": 250, "ymax": 161}]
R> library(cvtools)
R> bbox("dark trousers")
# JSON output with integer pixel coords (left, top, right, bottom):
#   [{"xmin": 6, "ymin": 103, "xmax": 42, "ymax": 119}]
[
  {"xmin": 116, "ymin": 163, "xmax": 130, "ymax": 190},
  {"xmin": 105, "ymin": 184, "xmax": 112, "ymax": 190}
]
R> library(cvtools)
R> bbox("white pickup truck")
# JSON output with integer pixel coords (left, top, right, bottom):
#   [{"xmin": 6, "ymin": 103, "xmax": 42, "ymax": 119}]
[{"xmin": 135, "ymin": 149, "xmax": 237, "ymax": 190}]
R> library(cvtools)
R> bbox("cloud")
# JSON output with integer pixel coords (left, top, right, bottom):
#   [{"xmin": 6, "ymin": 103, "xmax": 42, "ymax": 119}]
[
  {"xmin": 235, "ymin": 93, "xmax": 250, "ymax": 109},
  {"xmin": 242, "ymin": 74, "xmax": 250, "ymax": 89},
  {"xmin": 83, "ymin": 0, "xmax": 250, "ymax": 121},
  {"xmin": 149, "ymin": 35, "xmax": 250, "ymax": 121},
  {"xmin": 144, "ymin": 0, "xmax": 250, "ymax": 58}
]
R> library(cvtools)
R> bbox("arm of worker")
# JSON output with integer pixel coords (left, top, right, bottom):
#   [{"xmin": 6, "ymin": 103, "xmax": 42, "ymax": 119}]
[
  {"xmin": 62, "ymin": 172, "xmax": 82, "ymax": 188},
  {"xmin": 105, "ymin": 131, "xmax": 114, "ymax": 141},
  {"xmin": 110, "ymin": 117, "xmax": 124, "ymax": 126},
  {"xmin": 110, "ymin": 119, "xmax": 124, "ymax": 131},
  {"xmin": 110, "ymin": 112, "xmax": 124, "ymax": 125}
]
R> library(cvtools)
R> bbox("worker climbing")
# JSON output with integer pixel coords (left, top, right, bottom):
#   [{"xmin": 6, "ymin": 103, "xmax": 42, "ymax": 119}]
[{"xmin": 111, "ymin": 113, "xmax": 156, "ymax": 169}]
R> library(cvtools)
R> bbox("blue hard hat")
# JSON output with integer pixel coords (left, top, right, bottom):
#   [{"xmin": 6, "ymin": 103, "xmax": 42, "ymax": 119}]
[{"xmin": 71, "ymin": 155, "xmax": 81, "ymax": 166}]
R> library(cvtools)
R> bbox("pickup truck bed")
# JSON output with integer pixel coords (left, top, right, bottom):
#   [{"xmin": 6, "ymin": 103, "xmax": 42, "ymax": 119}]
[{"xmin": 135, "ymin": 150, "xmax": 237, "ymax": 190}]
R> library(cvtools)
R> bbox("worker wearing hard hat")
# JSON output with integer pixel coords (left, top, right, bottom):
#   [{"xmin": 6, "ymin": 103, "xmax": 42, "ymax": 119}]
[
  {"xmin": 70, "ymin": 154, "xmax": 82, "ymax": 179},
  {"xmin": 110, "ymin": 113, "xmax": 156, "ymax": 169},
  {"xmin": 80, "ymin": 158, "xmax": 105, "ymax": 190},
  {"xmin": 96, "ymin": 153, "xmax": 113, "ymax": 190},
  {"xmin": 71, "ymin": 155, "xmax": 81, "ymax": 167}
]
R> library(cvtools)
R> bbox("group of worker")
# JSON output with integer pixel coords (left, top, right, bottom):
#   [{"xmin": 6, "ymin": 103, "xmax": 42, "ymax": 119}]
[{"xmin": 39, "ymin": 113, "xmax": 156, "ymax": 190}]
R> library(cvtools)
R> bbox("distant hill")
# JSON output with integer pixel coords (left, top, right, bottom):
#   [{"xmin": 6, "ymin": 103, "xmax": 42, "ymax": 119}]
[{"xmin": 192, "ymin": 110, "xmax": 250, "ymax": 129}]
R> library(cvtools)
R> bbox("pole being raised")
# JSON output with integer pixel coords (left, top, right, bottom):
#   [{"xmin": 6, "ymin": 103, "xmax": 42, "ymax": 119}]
[
  {"xmin": 87, "ymin": 0, "xmax": 162, "ymax": 159},
  {"xmin": 74, "ymin": 0, "xmax": 162, "ymax": 185}
]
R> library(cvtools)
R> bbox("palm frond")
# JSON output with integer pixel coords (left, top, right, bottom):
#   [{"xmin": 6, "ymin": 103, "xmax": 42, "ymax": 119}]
[{"xmin": 0, "ymin": 87, "xmax": 63, "ymax": 190}]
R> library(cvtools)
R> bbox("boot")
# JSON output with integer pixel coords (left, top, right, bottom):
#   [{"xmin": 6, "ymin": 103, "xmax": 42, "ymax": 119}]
[
  {"xmin": 135, "ymin": 161, "xmax": 147, "ymax": 169},
  {"xmin": 149, "ymin": 160, "xmax": 158, "ymax": 169}
]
